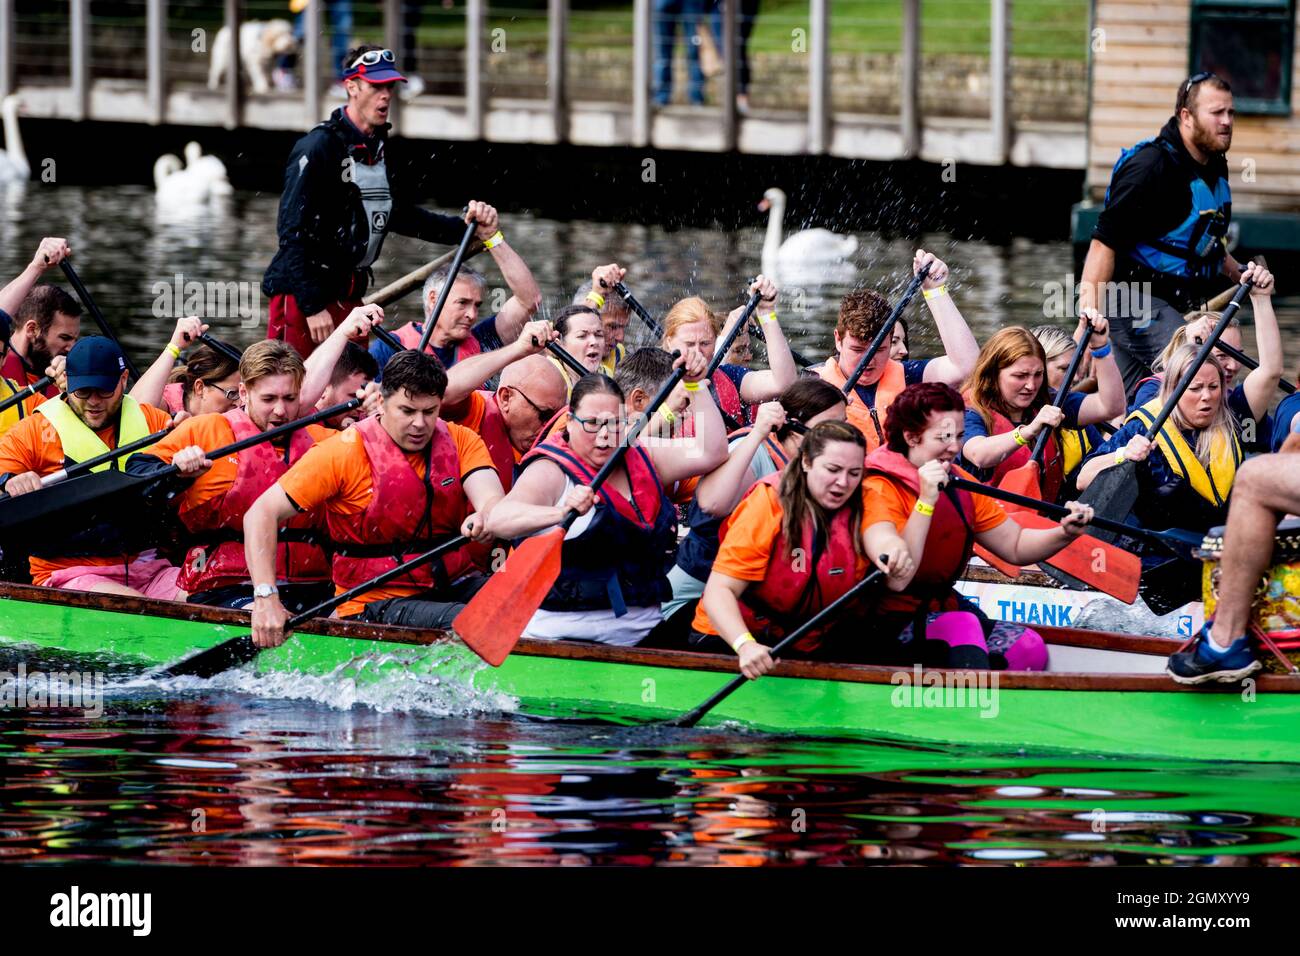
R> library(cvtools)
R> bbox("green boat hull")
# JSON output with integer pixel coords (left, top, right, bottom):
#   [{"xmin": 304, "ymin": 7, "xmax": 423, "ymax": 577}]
[{"xmin": 2, "ymin": 585, "xmax": 1298, "ymax": 765}]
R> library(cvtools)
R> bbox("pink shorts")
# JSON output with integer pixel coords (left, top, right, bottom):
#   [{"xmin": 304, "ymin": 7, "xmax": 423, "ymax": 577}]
[{"xmin": 44, "ymin": 557, "xmax": 184, "ymax": 601}]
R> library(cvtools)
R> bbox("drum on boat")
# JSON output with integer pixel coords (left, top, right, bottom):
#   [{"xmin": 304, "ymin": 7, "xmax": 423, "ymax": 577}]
[{"xmin": 1198, "ymin": 518, "xmax": 1300, "ymax": 674}]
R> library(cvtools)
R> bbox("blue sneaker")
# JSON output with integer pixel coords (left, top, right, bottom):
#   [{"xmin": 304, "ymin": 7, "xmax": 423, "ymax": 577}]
[{"xmin": 1167, "ymin": 626, "xmax": 1261, "ymax": 685}]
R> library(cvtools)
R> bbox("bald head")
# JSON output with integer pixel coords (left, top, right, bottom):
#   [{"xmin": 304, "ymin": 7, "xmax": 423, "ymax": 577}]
[{"xmin": 497, "ymin": 354, "xmax": 569, "ymax": 452}]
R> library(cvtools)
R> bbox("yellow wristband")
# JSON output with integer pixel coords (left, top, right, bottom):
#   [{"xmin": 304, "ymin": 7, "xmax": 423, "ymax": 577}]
[
  {"xmin": 682, "ymin": 380, "xmax": 701, "ymax": 392},
  {"xmin": 165, "ymin": 343, "xmax": 181, "ymax": 360},
  {"xmin": 585, "ymin": 291, "xmax": 605, "ymax": 309},
  {"xmin": 482, "ymin": 230, "xmax": 505, "ymax": 250},
  {"xmin": 731, "ymin": 632, "xmax": 756, "ymax": 653},
  {"xmin": 1114, "ymin": 450, "xmax": 1126, "ymax": 466},
  {"xmin": 659, "ymin": 405, "xmax": 676, "ymax": 425},
  {"xmin": 1012, "ymin": 426, "xmax": 1028, "ymax": 447},
  {"xmin": 759, "ymin": 310, "xmax": 778, "ymax": 325},
  {"xmin": 914, "ymin": 499, "xmax": 935, "ymax": 517},
  {"xmin": 922, "ymin": 284, "xmax": 948, "ymax": 301}
]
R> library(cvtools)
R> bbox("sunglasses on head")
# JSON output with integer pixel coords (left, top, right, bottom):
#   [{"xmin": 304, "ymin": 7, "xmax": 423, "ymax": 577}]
[
  {"xmin": 348, "ymin": 49, "xmax": 395, "ymax": 70},
  {"xmin": 1178, "ymin": 71, "xmax": 1219, "ymax": 109}
]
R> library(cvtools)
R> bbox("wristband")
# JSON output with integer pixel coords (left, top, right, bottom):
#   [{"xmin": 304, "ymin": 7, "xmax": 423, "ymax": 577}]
[
  {"xmin": 659, "ymin": 405, "xmax": 676, "ymax": 425},
  {"xmin": 1090, "ymin": 342, "xmax": 1112, "ymax": 359},
  {"xmin": 922, "ymin": 285, "xmax": 948, "ymax": 301},
  {"xmin": 482, "ymin": 230, "xmax": 505, "ymax": 250},
  {"xmin": 731, "ymin": 632, "xmax": 757, "ymax": 653},
  {"xmin": 914, "ymin": 499, "xmax": 935, "ymax": 517},
  {"xmin": 1114, "ymin": 450, "xmax": 1126, "ymax": 466},
  {"xmin": 165, "ymin": 343, "xmax": 181, "ymax": 360},
  {"xmin": 1012, "ymin": 426, "xmax": 1029, "ymax": 447},
  {"xmin": 585, "ymin": 291, "xmax": 605, "ymax": 309},
  {"xmin": 682, "ymin": 380, "xmax": 701, "ymax": 392},
  {"xmin": 758, "ymin": 310, "xmax": 778, "ymax": 325}
]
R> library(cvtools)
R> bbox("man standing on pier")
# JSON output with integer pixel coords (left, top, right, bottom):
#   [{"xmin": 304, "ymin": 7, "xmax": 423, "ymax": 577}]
[
  {"xmin": 1078, "ymin": 73, "xmax": 1241, "ymax": 396},
  {"xmin": 263, "ymin": 44, "xmax": 497, "ymax": 358}
]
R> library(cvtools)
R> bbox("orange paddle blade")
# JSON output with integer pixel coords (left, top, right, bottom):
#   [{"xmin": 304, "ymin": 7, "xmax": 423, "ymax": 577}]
[
  {"xmin": 452, "ymin": 528, "xmax": 565, "ymax": 666},
  {"xmin": 996, "ymin": 460, "xmax": 1043, "ymax": 502},
  {"xmin": 1006, "ymin": 509, "xmax": 1140, "ymax": 604},
  {"xmin": 973, "ymin": 543, "xmax": 1023, "ymax": 579}
]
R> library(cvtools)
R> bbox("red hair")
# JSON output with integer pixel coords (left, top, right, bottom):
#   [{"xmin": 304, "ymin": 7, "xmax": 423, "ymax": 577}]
[{"xmin": 884, "ymin": 382, "xmax": 965, "ymax": 453}]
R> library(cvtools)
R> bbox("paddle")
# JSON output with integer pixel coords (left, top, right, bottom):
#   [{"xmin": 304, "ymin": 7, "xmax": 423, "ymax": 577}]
[
  {"xmin": 59, "ymin": 260, "xmax": 142, "ymax": 380},
  {"xmin": 546, "ymin": 341, "xmax": 591, "ymax": 379},
  {"xmin": 364, "ymin": 242, "xmax": 484, "ymax": 308},
  {"xmin": 1080, "ymin": 279, "xmax": 1254, "ymax": 528},
  {"xmin": 153, "ymin": 534, "xmax": 483, "ymax": 680},
  {"xmin": 416, "ymin": 218, "xmax": 479, "ymax": 354},
  {"xmin": 0, "ymin": 425, "xmax": 172, "ymax": 507},
  {"xmin": 840, "ymin": 262, "xmax": 931, "ymax": 400},
  {"xmin": 194, "ymin": 332, "xmax": 243, "ymax": 364},
  {"xmin": 603, "ymin": 278, "xmax": 663, "ymax": 340},
  {"xmin": 1209, "ymin": 339, "xmax": 1296, "ymax": 395},
  {"xmin": 664, "ymin": 566, "xmax": 887, "ymax": 729},
  {"xmin": 0, "ymin": 375, "xmax": 52, "ymax": 415}
]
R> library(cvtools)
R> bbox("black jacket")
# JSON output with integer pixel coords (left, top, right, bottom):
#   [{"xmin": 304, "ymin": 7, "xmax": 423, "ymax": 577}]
[
  {"xmin": 1092, "ymin": 116, "xmax": 1232, "ymax": 307},
  {"xmin": 262, "ymin": 107, "xmax": 465, "ymax": 316}
]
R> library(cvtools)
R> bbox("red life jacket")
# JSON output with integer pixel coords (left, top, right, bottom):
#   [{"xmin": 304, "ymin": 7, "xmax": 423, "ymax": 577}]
[
  {"xmin": 818, "ymin": 356, "xmax": 907, "ymax": 452},
  {"xmin": 177, "ymin": 409, "xmax": 329, "ymax": 594},
  {"xmin": 162, "ymin": 381, "xmax": 185, "ymax": 415},
  {"xmin": 862, "ymin": 447, "xmax": 978, "ymax": 615},
  {"xmin": 985, "ymin": 406, "xmax": 1064, "ymax": 503},
  {"xmin": 327, "ymin": 416, "xmax": 481, "ymax": 592},
  {"xmin": 710, "ymin": 368, "xmax": 746, "ymax": 426},
  {"xmin": 461, "ymin": 390, "xmax": 518, "ymax": 492},
  {"xmin": 734, "ymin": 474, "xmax": 865, "ymax": 653},
  {"xmin": 393, "ymin": 321, "xmax": 482, "ymax": 366}
]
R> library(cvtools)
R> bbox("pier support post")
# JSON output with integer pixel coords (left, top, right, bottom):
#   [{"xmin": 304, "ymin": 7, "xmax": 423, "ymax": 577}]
[
  {"xmin": 71, "ymin": 0, "xmax": 88, "ymax": 120},
  {"xmin": 632, "ymin": 0, "xmax": 651, "ymax": 147},
  {"xmin": 146, "ymin": 0, "xmax": 166, "ymax": 124},
  {"xmin": 809, "ymin": 0, "xmax": 830, "ymax": 154},
  {"xmin": 990, "ymin": 0, "xmax": 1010, "ymax": 163},
  {"xmin": 304, "ymin": 0, "xmax": 321, "ymax": 125},
  {"xmin": 901, "ymin": 0, "xmax": 919, "ymax": 159},
  {"xmin": 548, "ymin": 0, "xmax": 568, "ymax": 143},
  {"xmin": 0, "ymin": 0, "xmax": 15, "ymax": 100},
  {"xmin": 224, "ymin": 0, "xmax": 242, "ymax": 130},
  {"xmin": 466, "ymin": 0, "xmax": 484, "ymax": 139}
]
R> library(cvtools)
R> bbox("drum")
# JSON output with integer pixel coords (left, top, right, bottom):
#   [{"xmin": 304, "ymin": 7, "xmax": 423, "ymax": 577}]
[{"xmin": 1197, "ymin": 518, "xmax": 1300, "ymax": 673}]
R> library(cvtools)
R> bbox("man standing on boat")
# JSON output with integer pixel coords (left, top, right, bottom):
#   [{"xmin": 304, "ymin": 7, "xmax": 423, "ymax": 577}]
[
  {"xmin": 242, "ymin": 350, "xmax": 504, "ymax": 647},
  {"xmin": 0, "ymin": 237, "xmax": 78, "ymax": 399},
  {"xmin": 1080, "ymin": 73, "xmax": 1241, "ymax": 396},
  {"xmin": 262, "ymin": 43, "xmax": 509, "ymax": 358}
]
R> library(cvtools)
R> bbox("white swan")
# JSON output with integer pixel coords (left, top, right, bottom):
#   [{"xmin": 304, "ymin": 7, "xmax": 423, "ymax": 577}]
[
  {"xmin": 154, "ymin": 152, "xmax": 219, "ymax": 209},
  {"xmin": 0, "ymin": 95, "xmax": 31, "ymax": 185},
  {"xmin": 183, "ymin": 141, "xmax": 233, "ymax": 196},
  {"xmin": 759, "ymin": 187, "xmax": 858, "ymax": 283}
]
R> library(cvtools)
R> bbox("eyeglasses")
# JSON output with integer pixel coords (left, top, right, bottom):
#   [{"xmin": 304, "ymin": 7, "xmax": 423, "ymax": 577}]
[
  {"xmin": 1177, "ymin": 71, "xmax": 1219, "ymax": 110},
  {"xmin": 508, "ymin": 385, "xmax": 557, "ymax": 425},
  {"xmin": 348, "ymin": 49, "xmax": 395, "ymax": 70},
  {"xmin": 572, "ymin": 414, "xmax": 627, "ymax": 434},
  {"xmin": 71, "ymin": 388, "xmax": 117, "ymax": 401}
]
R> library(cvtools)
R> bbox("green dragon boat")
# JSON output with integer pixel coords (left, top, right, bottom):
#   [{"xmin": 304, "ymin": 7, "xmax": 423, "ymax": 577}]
[{"xmin": 0, "ymin": 583, "xmax": 1296, "ymax": 764}]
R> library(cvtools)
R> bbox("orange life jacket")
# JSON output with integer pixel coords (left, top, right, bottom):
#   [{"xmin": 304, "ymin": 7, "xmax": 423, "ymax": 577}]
[{"xmin": 818, "ymin": 356, "xmax": 907, "ymax": 451}]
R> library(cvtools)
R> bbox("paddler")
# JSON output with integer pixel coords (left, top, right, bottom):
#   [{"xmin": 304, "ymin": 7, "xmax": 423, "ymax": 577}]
[
  {"xmin": 129, "ymin": 316, "xmax": 234, "ymax": 416},
  {"xmin": 692, "ymin": 420, "xmax": 914, "ymax": 676},
  {"xmin": 125, "ymin": 340, "xmax": 342, "ymax": 611},
  {"xmin": 816, "ymin": 251, "xmax": 978, "ymax": 451},
  {"xmin": 244, "ymin": 350, "xmax": 505, "ymax": 646},
  {"xmin": 1031, "ymin": 324, "xmax": 1102, "ymax": 496},
  {"xmin": 545, "ymin": 305, "xmax": 607, "ymax": 397},
  {"xmin": 960, "ymin": 319, "xmax": 1124, "ymax": 503},
  {"xmin": 862, "ymin": 383, "xmax": 1095, "ymax": 670},
  {"xmin": 572, "ymin": 263, "xmax": 631, "ymax": 375},
  {"xmin": 660, "ymin": 275, "xmax": 791, "ymax": 428},
  {"xmin": 481, "ymin": 359, "xmax": 728, "ymax": 647},
  {"xmin": 0, "ymin": 237, "xmax": 79, "ymax": 398},
  {"xmin": 0, "ymin": 337, "xmax": 179, "ymax": 596}
]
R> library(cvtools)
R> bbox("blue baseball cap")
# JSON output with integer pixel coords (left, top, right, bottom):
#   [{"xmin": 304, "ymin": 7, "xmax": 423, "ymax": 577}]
[
  {"xmin": 66, "ymin": 337, "xmax": 127, "ymax": 393},
  {"xmin": 342, "ymin": 48, "xmax": 407, "ymax": 85}
]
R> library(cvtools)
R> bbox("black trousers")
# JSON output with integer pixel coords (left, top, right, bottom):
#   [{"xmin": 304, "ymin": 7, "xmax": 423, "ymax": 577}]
[
  {"xmin": 351, "ymin": 574, "xmax": 488, "ymax": 630},
  {"xmin": 189, "ymin": 582, "xmax": 334, "ymax": 613}
]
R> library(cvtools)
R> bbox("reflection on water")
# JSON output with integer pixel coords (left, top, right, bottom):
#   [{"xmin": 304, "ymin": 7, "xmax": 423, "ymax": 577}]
[{"xmin": 3, "ymin": 691, "xmax": 1299, "ymax": 866}]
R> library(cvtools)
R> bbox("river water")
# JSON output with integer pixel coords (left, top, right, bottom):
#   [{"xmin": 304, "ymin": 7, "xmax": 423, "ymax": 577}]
[{"xmin": 0, "ymin": 183, "xmax": 1298, "ymax": 867}]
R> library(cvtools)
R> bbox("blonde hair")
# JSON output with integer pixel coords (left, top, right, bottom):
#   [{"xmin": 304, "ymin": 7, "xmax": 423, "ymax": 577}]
[
  {"xmin": 660, "ymin": 296, "xmax": 720, "ymax": 346},
  {"xmin": 1031, "ymin": 324, "xmax": 1075, "ymax": 361},
  {"xmin": 239, "ymin": 340, "xmax": 304, "ymax": 389},
  {"xmin": 1153, "ymin": 310, "xmax": 1239, "ymax": 375},
  {"xmin": 1158, "ymin": 345, "xmax": 1236, "ymax": 467},
  {"xmin": 963, "ymin": 326, "xmax": 1049, "ymax": 431}
]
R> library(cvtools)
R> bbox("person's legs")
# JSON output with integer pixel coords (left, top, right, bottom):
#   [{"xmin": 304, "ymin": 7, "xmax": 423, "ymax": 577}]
[
  {"xmin": 354, "ymin": 575, "xmax": 488, "ymax": 630},
  {"xmin": 683, "ymin": 0, "xmax": 706, "ymax": 104},
  {"xmin": 653, "ymin": 0, "xmax": 680, "ymax": 104},
  {"xmin": 737, "ymin": 0, "xmax": 758, "ymax": 96},
  {"xmin": 328, "ymin": 1, "xmax": 354, "ymax": 79},
  {"xmin": 1106, "ymin": 294, "xmax": 1185, "ymax": 398},
  {"xmin": 920, "ymin": 611, "xmax": 991, "ymax": 669},
  {"xmin": 267, "ymin": 293, "xmax": 314, "ymax": 359}
]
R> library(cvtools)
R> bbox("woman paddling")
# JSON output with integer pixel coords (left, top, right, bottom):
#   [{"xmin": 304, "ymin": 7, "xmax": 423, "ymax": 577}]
[
  {"xmin": 1078, "ymin": 344, "xmax": 1246, "ymax": 535},
  {"xmin": 1031, "ymin": 324, "xmax": 1104, "ymax": 497},
  {"xmin": 693, "ymin": 420, "xmax": 916, "ymax": 677},
  {"xmin": 862, "ymin": 383, "xmax": 1095, "ymax": 671},
  {"xmin": 482, "ymin": 360, "xmax": 727, "ymax": 646},
  {"xmin": 545, "ymin": 305, "xmax": 607, "ymax": 398},
  {"xmin": 960, "ymin": 320, "xmax": 1124, "ymax": 503}
]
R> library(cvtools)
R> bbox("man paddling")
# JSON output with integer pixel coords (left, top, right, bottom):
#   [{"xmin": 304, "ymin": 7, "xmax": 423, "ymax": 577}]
[
  {"xmin": 1080, "ymin": 73, "xmax": 1241, "ymax": 395},
  {"xmin": 262, "ymin": 43, "xmax": 507, "ymax": 357},
  {"xmin": 0, "ymin": 337, "xmax": 178, "ymax": 596},
  {"xmin": 0, "ymin": 237, "xmax": 78, "ymax": 398},
  {"xmin": 244, "ymin": 350, "xmax": 504, "ymax": 647},
  {"xmin": 126, "ymin": 341, "xmax": 341, "ymax": 611}
]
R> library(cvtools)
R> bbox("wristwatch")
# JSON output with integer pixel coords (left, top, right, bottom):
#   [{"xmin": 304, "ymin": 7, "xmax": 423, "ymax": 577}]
[{"xmin": 252, "ymin": 584, "xmax": 278, "ymax": 600}]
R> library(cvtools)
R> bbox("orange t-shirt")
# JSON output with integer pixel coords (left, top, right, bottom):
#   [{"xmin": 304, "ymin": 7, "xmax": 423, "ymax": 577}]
[
  {"xmin": 860, "ymin": 465, "xmax": 1007, "ymax": 536},
  {"xmin": 144, "ymin": 413, "xmax": 333, "ymax": 519},
  {"xmin": 691, "ymin": 481, "xmax": 874, "ymax": 636},
  {"xmin": 0, "ymin": 401, "xmax": 174, "ymax": 583},
  {"xmin": 453, "ymin": 390, "xmax": 523, "ymax": 466},
  {"xmin": 277, "ymin": 422, "xmax": 495, "ymax": 615}
]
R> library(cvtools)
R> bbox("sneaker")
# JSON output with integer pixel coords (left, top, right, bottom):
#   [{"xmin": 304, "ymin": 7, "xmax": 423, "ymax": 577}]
[{"xmin": 1167, "ymin": 627, "xmax": 1261, "ymax": 685}]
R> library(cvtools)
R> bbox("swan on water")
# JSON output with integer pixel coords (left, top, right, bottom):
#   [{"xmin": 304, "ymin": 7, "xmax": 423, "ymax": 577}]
[
  {"xmin": 183, "ymin": 141, "xmax": 233, "ymax": 196},
  {"xmin": 0, "ymin": 94, "xmax": 31, "ymax": 184},
  {"xmin": 759, "ymin": 187, "xmax": 858, "ymax": 283}
]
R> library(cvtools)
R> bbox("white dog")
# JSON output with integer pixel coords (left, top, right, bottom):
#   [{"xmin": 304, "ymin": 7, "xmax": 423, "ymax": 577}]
[{"xmin": 207, "ymin": 19, "xmax": 298, "ymax": 94}]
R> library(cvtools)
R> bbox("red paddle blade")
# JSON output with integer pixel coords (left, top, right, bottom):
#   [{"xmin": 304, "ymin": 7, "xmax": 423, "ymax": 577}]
[
  {"xmin": 1006, "ymin": 510, "xmax": 1140, "ymax": 604},
  {"xmin": 974, "ymin": 543, "xmax": 1023, "ymax": 579},
  {"xmin": 996, "ymin": 461, "xmax": 1043, "ymax": 502},
  {"xmin": 452, "ymin": 528, "xmax": 565, "ymax": 666}
]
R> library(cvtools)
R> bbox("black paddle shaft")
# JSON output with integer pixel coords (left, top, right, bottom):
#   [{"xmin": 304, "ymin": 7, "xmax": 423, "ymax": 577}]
[
  {"xmin": 841, "ymin": 262, "xmax": 932, "ymax": 398},
  {"xmin": 0, "ymin": 425, "xmax": 172, "ymax": 504},
  {"xmin": 1210, "ymin": 339, "xmax": 1296, "ymax": 396},
  {"xmin": 1031, "ymin": 323, "xmax": 1092, "ymax": 464},
  {"xmin": 195, "ymin": 333, "xmax": 243, "ymax": 364},
  {"xmin": 547, "ymin": 342, "xmax": 590, "ymax": 378},
  {"xmin": 706, "ymin": 288, "xmax": 763, "ymax": 379},
  {"xmin": 667, "ymin": 567, "xmax": 886, "ymax": 728},
  {"xmin": 58, "ymin": 260, "xmax": 142, "ymax": 380},
  {"xmin": 0, "ymin": 376, "xmax": 52, "ymax": 415},
  {"xmin": 416, "ymin": 216, "xmax": 478, "ymax": 354},
  {"xmin": 605, "ymin": 279, "xmax": 662, "ymax": 339}
]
